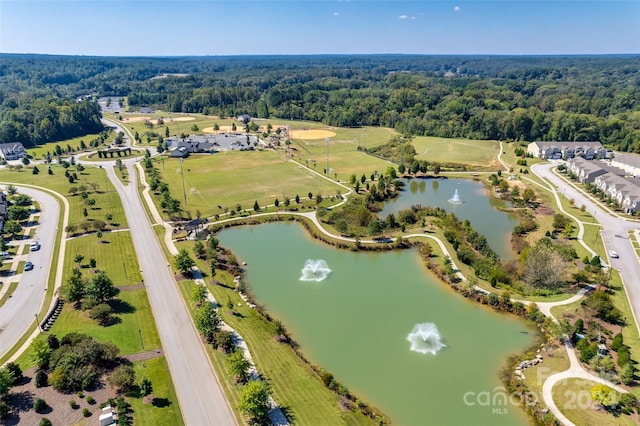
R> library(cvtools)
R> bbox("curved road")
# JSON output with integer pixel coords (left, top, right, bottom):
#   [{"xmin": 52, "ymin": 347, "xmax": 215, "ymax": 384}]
[
  {"xmin": 532, "ymin": 163, "xmax": 640, "ymax": 332},
  {"xmin": 0, "ymin": 186, "xmax": 60, "ymax": 358},
  {"xmin": 104, "ymin": 161, "xmax": 235, "ymax": 425}
]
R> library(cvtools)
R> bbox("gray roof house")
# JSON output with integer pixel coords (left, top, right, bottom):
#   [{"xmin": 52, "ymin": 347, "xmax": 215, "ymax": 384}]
[
  {"xmin": 0, "ymin": 142, "xmax": 27, "ymax": 161},
  {"xmin": 527, "ymin": 141, "xmax": 605, "ymax": 160},
  {"xmin": 166, "ymin": 134, "xmax": 258, "ymax": 156},
  {"xmin": 567, "ymin": 157, "xmax": 608, "ymax": 183},
  {"xmin": 610, "ymin": 153, "xmax": 640, "ymax": 178}
]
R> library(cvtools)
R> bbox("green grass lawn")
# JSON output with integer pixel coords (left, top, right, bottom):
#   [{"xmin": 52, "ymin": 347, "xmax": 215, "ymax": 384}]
[
  {"xmin": 522, "ymin": 345, "xmax": 570, "ymax": 407},
  {"xmin": 129, "ymin": 356, "xmax": 184, "ymax": 426},
  {"xmin": 153, "ymin": 150, "xmax": 343, "ymax": 219},
  {"xmin": 412, "ymin": 136, "xmax": 500, "ymax": 169},
  {"xmin": 48, "ymin": 288, "xmax": 160, "ymax": 355},
  {"xmin": 0, "ymin": 165, "xmax": 128, "ymax": 229},
  {"xmin": 552, "ymin": 379, "xmax": 634, "ymax": 426},
  {"xmin": 26, "ymin": 132, "xmax": 115, "ymax": 160},
  {"xmin": 63, "ymin": 231, "xmax": 142, "ymax": 285}
]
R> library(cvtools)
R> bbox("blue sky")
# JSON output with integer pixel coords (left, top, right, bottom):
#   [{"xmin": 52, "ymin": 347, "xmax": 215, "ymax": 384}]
[{"xmin": 1, "ymin": 1, "xmax": 639, "ymax": 55}]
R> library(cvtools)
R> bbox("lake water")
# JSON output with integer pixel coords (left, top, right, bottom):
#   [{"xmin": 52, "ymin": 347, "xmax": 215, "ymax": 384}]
[
  {"xmin": 219, "ymin": 223, "xmax": 532, "ymax": 426},
  {"xmin": 379, "ymin": 178, "xmax": 519, "ymax": 260}
]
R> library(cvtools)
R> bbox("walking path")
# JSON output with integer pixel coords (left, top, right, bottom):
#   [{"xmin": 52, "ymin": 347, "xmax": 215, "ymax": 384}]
[{"xmin": 135, "ymin": 162, "xmax": 289, "ymax": 424}]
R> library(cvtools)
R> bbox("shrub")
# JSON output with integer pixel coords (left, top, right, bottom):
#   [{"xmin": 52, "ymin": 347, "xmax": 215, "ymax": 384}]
[
  {"xmin": 82, "ymin": 407, "xmax": 91, "ymax": 417},
  {"xmin": 35, "ymin": 370, "xmax": 48, "ymax": 388},
  {"xmin": 77, "ymin": 391, "xmax": 84, "ymax": 399},
  {"xmin": 4, "ymin": 362, "xmax": 22, "ymax": 385},
  {"xmin": 89, "ymin": 303, "xmax": 114, "ymax": 325},
  {"xmin": 39, "ymin": 419, "xmax": 52, "ymax": 426},
  {"xmin": 108, "ymin": 365, "xmax": 136, "ymax": 393},
  {"xmin": 611, "ymin": 333, "xmax": 623, "ymax": 352},
  {"xmin": 33, "ymin": 398, "xmax": 47, "ymax": 413},
  {"xmin": 69, "ymin": 400, "xmax": 78, "ymax": 409},
  {"xmin": 86, "ymin": 396, "xmax": 95, "ymax": 405}
]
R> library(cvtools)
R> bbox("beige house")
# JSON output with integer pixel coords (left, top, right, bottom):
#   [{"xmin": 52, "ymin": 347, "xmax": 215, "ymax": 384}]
[{"xmin": 527, "ymin": 141, "xmax": 605, "ymax": 160}]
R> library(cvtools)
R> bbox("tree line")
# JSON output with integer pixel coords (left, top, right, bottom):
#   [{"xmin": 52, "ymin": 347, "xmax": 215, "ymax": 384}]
[{"xmin": 1, "ymin": 54, "xmax": 639, "ymax": 150}]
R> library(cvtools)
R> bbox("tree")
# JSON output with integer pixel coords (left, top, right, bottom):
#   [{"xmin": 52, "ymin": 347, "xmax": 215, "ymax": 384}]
[
  {"xmin": 193, "ymin": 241, "xmax": 206, "ymax": 259},
  {"xmin": 591, "ymin": 384, "xmax": 615, "ymax": 408},
  {"xmin": 620, "ymin": 363, "xmax": 635, "ymax": 385},
  {"xmin": 0, "ymin": 368, "xmax": 14, "ymax": 396},
  {"xmin": 253, "ymin": 200, "xmax": 260, "ymax": 212},
  {"xmin": 8, "ymin": 205, "xmax": 30, "ymax": 221},
  {"xmin": 522, "ymin": 241, "xmax": 567, "ymax": 290},
  {"xmin": 174, "ymin": 249, "xmax": 196, "ymax": 276},
  {"xmin": 85, "ymin": 270, "xmax": 118, "ymax": 305},
  {"xmin": 31, "ymin": 339, "xmax": 51, "ymax": 370},
  {"xmin": 63, "ymin": 268, "xmax": 85, "ymax": 305},
  {"xmin": 108, "ymin": 365, "xmax": 136, "ymax": 394},
  {"xmin": 21, "ymin": 156, "xmax": 30, "ymax": 165},
  {"xmin": 32, "ymin": 165, "xmax": 39, "ymax": 174},
  {"xmin": 191, "ymin": 284, "xmax": 208, "ymax": 305},
  {"xmin": 139, "ymin": 376, "xmax": 153, "ymax": 397},
  {"xmin": 4, "ymin": 362, "xmax": 22, "ymax": 385},
  {"xmin": 194, "ymin": 302, "xmax": 220, "ymax": 343},
  {"xmin": 3, "ymin": 220, "xmax": 23, "ymax": 239},
  {"xmin": 227, "ymin": 350, "xmax": 252, "ymax": 384},
  {"xmin": 523, "ymin": 188, "xmax": 535, "ymax": 203},
  {"xmin": 74, "ymin": 253, "xmax": 85, "ymax": 266},
  {"xmin": 239, "ymin": 380, "xmax": 272, "ymax": 424}
]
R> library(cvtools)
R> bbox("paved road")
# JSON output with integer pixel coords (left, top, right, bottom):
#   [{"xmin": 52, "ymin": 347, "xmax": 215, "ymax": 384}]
[
  {"xmin": 532, "ymin": 163, "xmax": 640, "ymax": 332},
  {"xmin": 103, "ymin": 162, "xmax": 235, "ymax": 425},
  {"xmin": 0, "ymin": 186, "xmax": 59, "ymax": 357}
]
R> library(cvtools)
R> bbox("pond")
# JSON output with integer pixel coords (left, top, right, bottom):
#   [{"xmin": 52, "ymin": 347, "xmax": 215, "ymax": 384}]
[
  {"xmin": 379, "ymin": 178, "xmax": 519, "ymax": 260},
  {"xmin": 219, "ymin": 222, "xmax": 533, "ymax": 425}
]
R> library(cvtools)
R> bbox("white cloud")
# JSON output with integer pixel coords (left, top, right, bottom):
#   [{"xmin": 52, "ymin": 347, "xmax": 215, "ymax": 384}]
[
  {"xmin": 411, "ymin": 16, "xmax": 416, "ymax": 20},
  {"xmin": 399, "ymin": 15, "xmax": 408, "ymax": 19},
  {"xmin": 333, "ymin": 12, "xmax": 339, "ymax": 16},
  {"xmin": 453, "ymin": 6, "xmax": 461, "ymax": 12}
]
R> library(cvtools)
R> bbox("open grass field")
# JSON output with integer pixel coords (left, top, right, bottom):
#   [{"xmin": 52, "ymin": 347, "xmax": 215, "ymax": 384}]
[
  {"xmin": 412, "ymin": 136, "xmax": 500, "ymax": 168},
  {"xmin": 63, "ymin": 231, "xmax": 142, "ymax": 284},
  {"xmin": 174, "ymin": 240, "xmax": 376, "ymax": 426},
  {"xmin": 129, "ymin": 356, "xmax": 184, "ymax": 426},
  {"xmin": 153, "ymin": 150, "xmax": 343, "ymax": 219},
  {"xmin": 552, "ymin": 378, "xmax": 633, "ymax": 426},
  {"xmin": 0, "ymin": 165, "xmax": 128, "ymax": 228},
  {"xmin": 48, "ymin": 288, "xmax": 160, "ymax": 355},
  {"xmin": 27, "ymin": 132, "xmax": 116, "ymax": 160}
]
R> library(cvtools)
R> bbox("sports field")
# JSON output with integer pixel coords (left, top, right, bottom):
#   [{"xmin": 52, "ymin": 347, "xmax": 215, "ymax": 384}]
[
  {"xmin": 156, "ymin": 150, "xmax": 343, "ymax": 218},
  {"xmin": 412, "ymin": 136, "xmax": 500, "ymax": 168}
]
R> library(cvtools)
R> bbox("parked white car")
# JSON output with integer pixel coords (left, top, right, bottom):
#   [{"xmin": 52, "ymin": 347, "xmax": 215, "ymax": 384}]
[{"xmin": 609, "ymin": 250, "xmax": 619, "ymax": 259}]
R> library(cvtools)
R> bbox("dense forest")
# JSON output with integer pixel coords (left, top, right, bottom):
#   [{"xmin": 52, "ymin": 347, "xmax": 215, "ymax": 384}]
[{"xmin": 1, "ymin": 54, "xmax": 639, "ymax": 150}]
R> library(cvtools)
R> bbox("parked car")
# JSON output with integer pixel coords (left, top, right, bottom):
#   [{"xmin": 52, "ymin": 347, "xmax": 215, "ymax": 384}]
[
  {"xmin": 609, "ymin": 250, "xmax": 619, "ymax": 259},
  {"xmin": 24, "ymin": 261, "xmax": 34, "ymax": 271},
  {"xmin": 30, "ymin": 241, "xmax": 40, "ymax": 251}
]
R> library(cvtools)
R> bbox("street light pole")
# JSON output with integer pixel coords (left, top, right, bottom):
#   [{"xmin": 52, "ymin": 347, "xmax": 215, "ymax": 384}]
[
  {"xmin": 325, "ymin": 138, "xmax": 330, "ymax": 175},
  {"xmin": 180, "ymin": 157, "xmax": 187, "ymax": 205}
]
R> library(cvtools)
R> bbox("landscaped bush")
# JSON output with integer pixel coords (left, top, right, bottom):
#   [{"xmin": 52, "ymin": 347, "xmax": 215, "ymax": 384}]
[
  {"xmin": 39, "ymin": 419, "xmax": 52, "ymax": 426},
  {"xmin": 34, "ymin": 370, "xmax": 48, "ymax": 388},
  {"xmin": 33, "ymin": 398, "xmax": 47, "ymax": 413},
  {"xmin": 82, "ymin": 407, "xmax": 91, "ymax": 417},
  {"xmin": 86, "ymin": 396, "xmax": 95, "ymax": 405},
  {"xmin": 69, "ymin": 399, "xmax": 78, "ymax": 409},
  {"xmin": 4, "ymin": 362, "xmax": 22, "ymax": 385}
]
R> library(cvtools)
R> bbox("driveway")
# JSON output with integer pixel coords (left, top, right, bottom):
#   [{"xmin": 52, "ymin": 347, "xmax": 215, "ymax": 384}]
[{"xmin": 0, "ymin": 186, "xmax": 59, "ymax": 358}]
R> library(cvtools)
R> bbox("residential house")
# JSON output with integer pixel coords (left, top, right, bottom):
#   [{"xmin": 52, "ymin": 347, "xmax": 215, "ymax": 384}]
[
  {"xmin": 236, "ymin": 114, "xmax": 251, "ymax": 123},
  {"xmin": 527, "ymin": 141, "xmax": 605, "ymax": 160},
  {"xmin": 610, "ymin": 153, "xmax": 640, "ymax": 178},
  {"xmin": 0, "ymin": 142, "xmax": 27, "ymax": 161}
]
